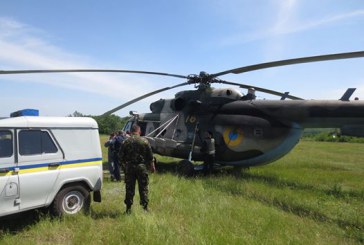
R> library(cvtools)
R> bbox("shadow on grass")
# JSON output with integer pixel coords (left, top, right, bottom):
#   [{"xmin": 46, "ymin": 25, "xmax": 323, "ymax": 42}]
[
  {"xmin": 0, "ymin": 208, "xmax": 47, "ymax": 235},
  {"xmin": 0, "ymin": 208, "xmax": 124, "ymax": 237},
  {"xmin": 155, "ymin": 161, "xmax": 179, "ymax": 174},
  {"xmin": 90, "ymin": 209, "xmax": 122, "ymax": 220},
  {"xmin": 199, "ymin": 168, "xmax": 364, "ymax": 242},
  {"xmin": 230, "ymin": 170, "xmax": 364, "ymax": 200},
  {"xmin": 156, "ymin": 159, "xmax": 364, "ymax": 200},
  {"xmin": 155, "ymin": 160, "xmax": 220, "ymax": 177},
  {"xmin": 204, "ymin": 177, "xmax": 364, "ymax": 243}
]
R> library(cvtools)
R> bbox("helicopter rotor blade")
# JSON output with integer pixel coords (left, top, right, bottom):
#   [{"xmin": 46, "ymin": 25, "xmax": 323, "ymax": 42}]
[
  {"xmin": 102, "ymin": 82, "xmax": 190, "ymax": 116},
  {"xmin": 218, "ymin": 80, "xmax": 303, "ymax": 100},
  {"xmin": 0, "ymin": 69, "xmax": 188, "ymax": 79},
  {"xmin": 211, "ymin": 51, "xmax": 364, "ymax": 77}
]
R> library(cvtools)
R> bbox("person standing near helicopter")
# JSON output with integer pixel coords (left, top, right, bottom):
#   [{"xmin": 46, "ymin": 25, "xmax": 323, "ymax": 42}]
[
  {"xmin": 201, "ymin": 131, "xmax": 215, "ymax": 175},
  {"xmin": 119, "ymin": 124, "xmax": 155, "ymax": 214},
  {"xmin": 241, "ymin": 87, "xmax": 256, "ymax": 100},
  {"xmin": 104, "ymin": 132, "xmax": 116, "ymax": 181}
]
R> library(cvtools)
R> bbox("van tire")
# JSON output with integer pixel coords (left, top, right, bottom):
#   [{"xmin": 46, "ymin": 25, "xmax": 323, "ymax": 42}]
[{"xmin": 51, "ymin": 185, "xmax": 91, "ymax": 216}]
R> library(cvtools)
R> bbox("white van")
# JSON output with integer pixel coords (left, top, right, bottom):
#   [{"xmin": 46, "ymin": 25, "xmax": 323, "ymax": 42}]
[{"xmin": 0, "ymin": 111, "xmax": 103, "ymax": 217}]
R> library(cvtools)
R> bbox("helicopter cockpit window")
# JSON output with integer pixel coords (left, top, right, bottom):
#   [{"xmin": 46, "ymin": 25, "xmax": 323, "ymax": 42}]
[
  {"xmin": 171, "ymin": 97, "xmax": 186, "ymax": 111},
  {"xmin": 139, "ymin": 122, "xmax": 147, "ymax": 136},
  {"xmin": 210, "ymin": 88, "xmax": 243, "ymax": 100},
  {"xmin": 123, "ymin": 121, "xmax": 133, "ymax": 133},
  {"xmin": 0, "ymin": 130, "xmax": 13, "ymax": 158}
]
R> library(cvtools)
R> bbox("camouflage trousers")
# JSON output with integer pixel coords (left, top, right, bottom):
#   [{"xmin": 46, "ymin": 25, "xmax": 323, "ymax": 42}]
[{"xmin": 124, "ymin": 163, "xmax": 149, "ymax": 207}]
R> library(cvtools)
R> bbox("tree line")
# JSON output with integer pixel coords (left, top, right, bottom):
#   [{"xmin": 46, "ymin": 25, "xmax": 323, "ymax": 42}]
[
  {"xmin": 302, "ymin": 129, "xmax": 364, "ymax": 143},
  {"xmin": 68, "ymin": 111, "xmax": 130, "ymax": 135}
]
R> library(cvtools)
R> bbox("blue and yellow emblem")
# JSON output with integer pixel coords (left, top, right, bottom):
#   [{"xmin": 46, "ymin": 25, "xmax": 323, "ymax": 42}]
[{"xmin": 223, "ymin": 127, "xmax": 244, "ymax": 147}]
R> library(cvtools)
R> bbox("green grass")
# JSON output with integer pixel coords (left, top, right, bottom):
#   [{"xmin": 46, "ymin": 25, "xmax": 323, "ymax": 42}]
[{"xmin": 0, "ymin": 140, "xmax": 363, "ymax": 244}]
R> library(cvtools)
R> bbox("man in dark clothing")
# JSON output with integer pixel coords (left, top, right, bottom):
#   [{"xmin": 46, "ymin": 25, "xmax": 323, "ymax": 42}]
[
  {"xmin": 104, "ymin": 133, "xmax": 116, "ymax": 181},
  {"xmin": 241, "ymin": 87, "xmax": 256, "ymax": 100},
  {"xmin": 119, "ymin": 125, "xmax": 155, "ymax": 213},
  {"xmin": 201, "ymin": 131, "xmax": 215, "ymax": 175},
  {"xmin": 112, "ymin": 131, "xmax": 126, "ymax": 181}
]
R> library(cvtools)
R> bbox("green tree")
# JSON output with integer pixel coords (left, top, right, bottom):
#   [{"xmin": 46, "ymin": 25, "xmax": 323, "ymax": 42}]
[
  {"xmin": 68, "ymin": 111, "xmax": 130, "ymax": 134},
  {"xmin": 92, "ymin": 114, "xmax": 124, "ymax": 134},
  {"xmin": 68, "ymin": 111, "xmax": 85, "ymax": 117}
]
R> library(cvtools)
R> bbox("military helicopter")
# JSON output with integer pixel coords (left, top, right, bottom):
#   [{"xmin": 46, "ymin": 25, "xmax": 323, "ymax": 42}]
[{"xmin": 2, "ymin": 51, "xmax": 364, "ymax": 175}]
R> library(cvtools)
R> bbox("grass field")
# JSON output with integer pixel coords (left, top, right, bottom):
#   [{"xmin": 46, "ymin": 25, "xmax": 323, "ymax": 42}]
[{"xmin": 0, "ymin": 138, "xmax": 363, "ymax": 244}]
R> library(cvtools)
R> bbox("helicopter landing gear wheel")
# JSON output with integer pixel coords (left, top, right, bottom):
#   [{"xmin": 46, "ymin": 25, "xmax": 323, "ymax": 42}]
[{"xmin": 177, "ymin": 160, "xmax": 194, "ymax": 177}]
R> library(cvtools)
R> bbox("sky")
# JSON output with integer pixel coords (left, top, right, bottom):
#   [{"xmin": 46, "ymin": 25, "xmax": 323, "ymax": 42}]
[{"xmin": 1, "ymin": 0, "xmax": 364, "ymax": 117}]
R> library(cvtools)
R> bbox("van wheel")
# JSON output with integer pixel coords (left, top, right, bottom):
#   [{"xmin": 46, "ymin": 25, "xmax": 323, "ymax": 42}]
[{"xmin": 51, "ymin": 185, "xmax": 90, "ymax": 216}]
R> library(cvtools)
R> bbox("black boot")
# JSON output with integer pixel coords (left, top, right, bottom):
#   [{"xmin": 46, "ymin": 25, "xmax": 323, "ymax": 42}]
[
  {"xmin": 143, "ymin": 204, "xmax": 148, "ymax": 212},
  {"xmin": 125, "ymin": 205, "xmax": 132, "ymax": 214}
]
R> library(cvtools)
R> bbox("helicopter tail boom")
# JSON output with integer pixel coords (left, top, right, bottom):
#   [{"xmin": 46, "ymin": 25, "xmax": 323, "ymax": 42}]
[{"xmin": 217, "ymin": 100, "xmax": 364, "ymax": 130}]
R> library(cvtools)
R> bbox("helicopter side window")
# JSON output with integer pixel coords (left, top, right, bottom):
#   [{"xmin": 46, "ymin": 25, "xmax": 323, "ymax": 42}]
[{"xmin": 123, "ymin": 121, "xmax": 147, "ymax": 136}]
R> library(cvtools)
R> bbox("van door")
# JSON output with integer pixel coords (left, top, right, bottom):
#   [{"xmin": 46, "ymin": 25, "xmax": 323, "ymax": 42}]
[
  {"xmin": 17, "ymin": 129, "xmax": 63, "ymax": 210},
  {"xmin": 0, "ymin": 129, "xmax": 20, "ymax": 216}
]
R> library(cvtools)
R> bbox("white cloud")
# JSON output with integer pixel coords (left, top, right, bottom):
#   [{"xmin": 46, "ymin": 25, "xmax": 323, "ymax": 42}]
[
  {"xmin": 220, "ymin": 5, "xmax": 364, "ymax": 46},
  {"xmin": 0, "ymin": 17, "xmax": 160, "ymax": 102},
  {"xmin": 272, "ymin": 9, "xmax": 364, "ymax": 35},
  {"xmin": 271, "ymin": 0, "xmax": 298, "ymax": 34}
]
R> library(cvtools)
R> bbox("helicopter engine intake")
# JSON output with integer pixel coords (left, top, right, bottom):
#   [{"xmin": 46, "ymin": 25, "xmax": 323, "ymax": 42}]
[{"xmin": 170, "ymin": 97, "xmax": 186, "ymax": 111}]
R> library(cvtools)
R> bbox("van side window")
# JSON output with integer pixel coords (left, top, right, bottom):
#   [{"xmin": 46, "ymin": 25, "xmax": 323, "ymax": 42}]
[
  {"xmin": 19, "ymin": 130, "xmax": 58, "ymax": 155},
  {"xmin": 0, "ymin": 130, "xmax": 13, "ymax": 158}
]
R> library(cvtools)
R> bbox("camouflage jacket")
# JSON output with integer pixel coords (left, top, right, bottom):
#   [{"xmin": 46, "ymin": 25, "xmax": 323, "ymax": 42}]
[{"xmin": 119, "ymin": 135, "xmax": 153, "ymax": 166}]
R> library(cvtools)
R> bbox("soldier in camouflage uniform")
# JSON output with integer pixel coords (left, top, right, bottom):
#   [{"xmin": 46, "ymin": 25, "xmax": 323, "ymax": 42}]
[{"xmin": 119, "ymin": 124, "xmax": 155, "ymax": 213}]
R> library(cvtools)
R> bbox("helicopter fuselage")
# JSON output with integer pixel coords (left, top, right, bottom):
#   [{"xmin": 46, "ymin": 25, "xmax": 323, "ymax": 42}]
[{"xmin": 124, "ymin": 88, "xmax": 364, "ymax": 167}]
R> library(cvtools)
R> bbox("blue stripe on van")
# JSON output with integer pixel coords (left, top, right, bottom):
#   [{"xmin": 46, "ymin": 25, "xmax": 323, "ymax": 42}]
[{"xmin": 1, "ymin": 157, "xmax": 103, "ymax": 171}]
